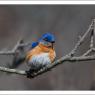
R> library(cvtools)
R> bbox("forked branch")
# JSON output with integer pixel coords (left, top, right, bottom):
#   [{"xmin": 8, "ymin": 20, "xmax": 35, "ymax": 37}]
[{"xmin": 0, "ymin": 19, "xmax": 95, "ymax": 78}]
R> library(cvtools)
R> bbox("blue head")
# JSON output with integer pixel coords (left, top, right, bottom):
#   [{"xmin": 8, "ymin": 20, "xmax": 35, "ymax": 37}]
[
  {"xmin": 38, "ymin": 33, "xmax": 55, "ymax": 48},
  {"xmin": 31, "ymin": 33, "xmax": 55, "ymax": 49},
  {"xmin": 39, "ymin": 33, "xmax": 55, "ymax": 43}
]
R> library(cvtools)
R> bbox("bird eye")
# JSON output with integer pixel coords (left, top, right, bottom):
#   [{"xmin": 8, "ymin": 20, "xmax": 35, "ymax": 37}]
[{"xmin": 44, "ymin": 38, "xmax": 48, "ymax": 41}]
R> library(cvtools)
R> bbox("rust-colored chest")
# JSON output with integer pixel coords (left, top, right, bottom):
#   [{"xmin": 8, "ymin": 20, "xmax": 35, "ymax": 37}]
[{"xmin": 26, "ymin": 43, "xmax": 56, "ymax": 63}]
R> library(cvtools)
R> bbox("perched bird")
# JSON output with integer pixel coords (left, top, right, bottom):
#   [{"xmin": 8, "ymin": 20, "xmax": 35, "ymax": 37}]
[{"xmin": 26, "ymin": 33, "xmax": 56, "ymax": 78}]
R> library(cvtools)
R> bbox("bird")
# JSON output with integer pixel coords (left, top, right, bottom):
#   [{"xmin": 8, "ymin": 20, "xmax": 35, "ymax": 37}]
[{"xmin": 25, "ymin": 33, "xmax": 56, "ymax": 78}]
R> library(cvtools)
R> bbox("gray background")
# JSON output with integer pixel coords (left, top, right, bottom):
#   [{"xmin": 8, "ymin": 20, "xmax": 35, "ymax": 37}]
[{"xmin": 0, "ymin": 5, "xmax": 95, "ymax": 90}]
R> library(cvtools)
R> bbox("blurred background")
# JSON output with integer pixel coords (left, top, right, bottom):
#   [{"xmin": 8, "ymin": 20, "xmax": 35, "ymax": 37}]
[{"xmin": 0, "ymin": 5, "xmax": 95, "ymax": 90}]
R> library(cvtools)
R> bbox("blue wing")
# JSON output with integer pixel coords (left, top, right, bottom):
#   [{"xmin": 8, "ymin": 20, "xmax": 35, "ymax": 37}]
[{"xmin": 31, "ymin": 41, "xmax": 39, "ymax": 49}]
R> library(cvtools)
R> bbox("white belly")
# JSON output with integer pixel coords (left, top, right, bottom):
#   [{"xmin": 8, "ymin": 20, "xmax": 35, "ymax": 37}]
[{"xmin": 28, "ymin": 53, "xmax": 51, "ymax": 66}]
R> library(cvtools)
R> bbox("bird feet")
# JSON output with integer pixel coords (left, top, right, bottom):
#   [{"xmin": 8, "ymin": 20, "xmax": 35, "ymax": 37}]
[
  {"xmin": 26, "ymin": 68, "xmax": 38, "ymax": 78},
  {"xmin": 25, "ymin": 70, "xmax": 34, "ymax": 78},
  {"xmin": 26, "ymin": 65, "xmax": 44, "ymax": 78}
]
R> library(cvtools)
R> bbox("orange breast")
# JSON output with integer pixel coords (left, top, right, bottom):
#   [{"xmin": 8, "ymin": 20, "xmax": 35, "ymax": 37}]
[
  {"xmin": 26, "ymin": 46, "xmax": 42, "ymax": 61},
  {"xmin": 26, "ymin": 43, "xmax": 56, "ymax": 63},
  {"xmin": 48, "ymin": 49, "xmax": 56, "ymax": 63}
]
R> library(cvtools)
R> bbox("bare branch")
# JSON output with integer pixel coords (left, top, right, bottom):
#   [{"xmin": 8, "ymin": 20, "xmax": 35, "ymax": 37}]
[
  {"xmin": 18, "ymin": 42, "xmax": 31, "ymax": 47},
  {"xmin": 0, "ymin": 55, "xmax": 95, "ymax": 78},
  {"xmin": 90, "ymin": 30, "xmax": 94, "ymax": 49},
  {"xmin": 0, "ymin": 19, "xmax": 95, "ymax": 79},
  {"xmin": 0, "ymin": 66, "xmax": 26, "ymax": 75},
  {"xmin": 32, "ymin": 55, "xmax": 95, "ymax": 78},
  {"xmin": 0, "ymin": 51, "xmax": 14, "ymax": 55},
  {"xmin": 82, "ymin": 49, "xmax": 92, "ymax": 56},
  {"xmin": 12, "ymin": 39, "xmax": 23, "ymax": 52},
  {"xmin": 0, "ymin": 39, "xmax": 31, "ymax": 55},
  {"xmin": 0, "ymin": 40, "xmax": 22, "ymax": 55},
  {"xmin": 69, "ymin": 21, "xmax": 93, "ymax": 56}
]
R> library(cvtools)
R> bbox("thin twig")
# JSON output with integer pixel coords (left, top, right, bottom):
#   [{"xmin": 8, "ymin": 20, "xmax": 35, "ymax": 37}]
[
  {"xmin": 0, "ymin": 66, "xmax": 26, "ymax": 75},
  {"xmin": 82, "ymin": 49, "xmax": 92, "ymax": 56},
  {"xmin": 82, "ymin": 19, "xmax": 95, "ymax": 56},
  {"xmin": 0, "ymin": 51, "xmax": 15, "ymax": 55},
  {"xmin": 12, "ymin": 39, "xmax": 22, "ymax": 52},
  {"xmin": 69, "ymin": 21, "xmax": 93, "ymax": 56},
  {"xmin": 0, "ymin": 40, "xmax": 31, "ymax": 55},
  {"xmin": 90, "ymin": 30, "xmax": 94, "ymax": 49}
]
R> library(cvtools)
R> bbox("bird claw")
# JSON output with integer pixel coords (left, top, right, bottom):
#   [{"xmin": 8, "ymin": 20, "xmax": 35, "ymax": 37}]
[
  {"xmin": 25, "ymin": 67, "xmax": 42, "ymax": 78},
  {"xmin": 25, "ymin": 71, "xmax": 34, "ymax": 78}
]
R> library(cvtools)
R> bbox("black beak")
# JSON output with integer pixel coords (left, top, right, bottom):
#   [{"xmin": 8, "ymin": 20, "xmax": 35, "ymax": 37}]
[
  {"xmin": 51, "ymin": 41, "xmax": 55, "ymax": 43},
  {"xmin": 51, "ymin": 41, "xmax": 55, "ymax": 49}
]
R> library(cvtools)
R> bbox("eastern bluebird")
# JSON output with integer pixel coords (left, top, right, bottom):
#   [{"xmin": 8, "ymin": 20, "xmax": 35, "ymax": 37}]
[{"xmin": 26, "ymin": 33, "xmax": 56, "ymax": 78}]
